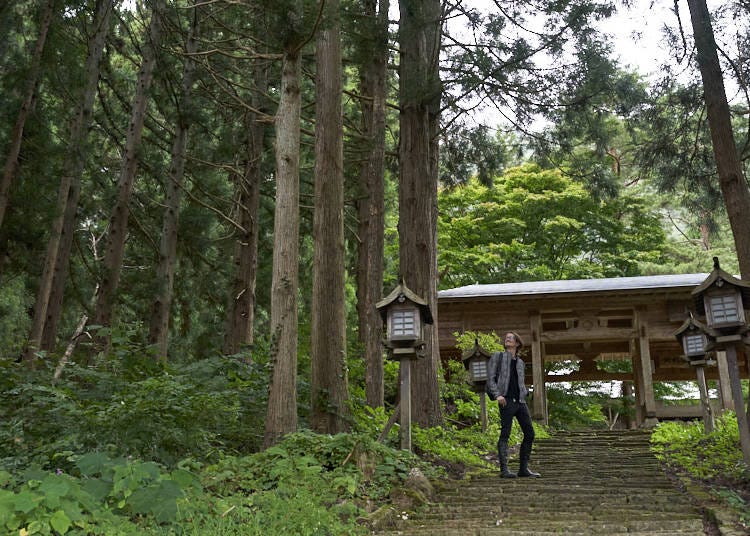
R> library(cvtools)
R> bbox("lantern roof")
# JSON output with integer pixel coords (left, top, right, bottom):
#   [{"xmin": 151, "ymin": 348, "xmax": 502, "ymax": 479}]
[
  {"xmin": 673, "ymin": 313, "xmax": 718, "ymax": 340},
  {"xmin": 461, "ymin": 339, "xmax": 493, "ymax": 363},
  {"xmin": 691, "ymin": 257, "xmax": 750, "ymax": 315},
  {"xmin": 376, "ymin": 280, "xmax": 434, "ymax": 325}
]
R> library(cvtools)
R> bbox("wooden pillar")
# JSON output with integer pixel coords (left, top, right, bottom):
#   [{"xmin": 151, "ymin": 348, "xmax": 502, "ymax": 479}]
[
  {"xmin": 530, "ymin": 311, "xmax": 547, "ymax": 424},
  {"xmin": 480, "ymin": 391, "xmax": 487, "ymax": 432},
  {"xmin": 716, "ymin": 350, "xmax": 734, "ymax": 410},
  {"xmin": 622, "ymin": 381, "xmax": 637, "ymax": 430},
  {"xmin": 635, "ymin": 307, "xmax": 658, "ymax": 427},
  {"xmin": 724, "ymin": 343, "xmax": 750, "ymax": 465},
  {"xmin": 630, "ymin": 339, "xmax": 645, "ymax": 426},
  {"xmin": 399, "ymin": 360, "xmax": 411, "ymax": 451},
  {"xmin": 695, "ymin": 365, "xmax": 714, "ymax": 433}
]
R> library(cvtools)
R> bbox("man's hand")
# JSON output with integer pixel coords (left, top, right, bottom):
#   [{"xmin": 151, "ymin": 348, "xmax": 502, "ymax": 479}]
[{"xmin": 498, "ymin": 395, "xmax": 506, "ymax": 407}]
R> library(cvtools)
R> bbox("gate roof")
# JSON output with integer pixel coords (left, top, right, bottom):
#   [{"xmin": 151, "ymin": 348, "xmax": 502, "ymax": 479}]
[{"xmin": 439, "ymin": 273, "xmax": 709, "ymax": 301}]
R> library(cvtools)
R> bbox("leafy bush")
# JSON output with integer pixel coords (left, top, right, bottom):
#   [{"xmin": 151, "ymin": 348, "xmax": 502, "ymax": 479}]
[
  {"xmin": 194, "ymin": 431, "xmax": 431, "ymax": 535},
  {"xmin": 0, "ymin": 453, "xmax": 202, "ymax": 535},
  {"xmin": 650, "ymin": 413, "xmax": 749, "ymax": 480},
  {"xmin": 0, "ymin": 353, "xmax": 271, "ymax": 469},
  {"xmin": 651, "ymin": 413, "xmax": 750, "ymax": 529},
  {"xmin": 546, "ymin": 385, "xmax": 609, "ymax": 430}
]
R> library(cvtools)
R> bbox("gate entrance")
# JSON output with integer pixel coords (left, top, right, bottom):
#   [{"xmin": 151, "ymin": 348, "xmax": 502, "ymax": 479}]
[{"xmin": 437, "ymin": 274, "xmax": 749, "ymax": 426}]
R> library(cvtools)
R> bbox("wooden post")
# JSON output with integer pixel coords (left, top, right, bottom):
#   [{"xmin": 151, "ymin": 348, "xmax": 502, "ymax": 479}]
[
  {"xmin": 480, "ymin": 391, "xmax": 487, "ymax": 432},
  {"xmin": 695, "ymin": 365, "xmax": 714, "ymax": 433},
  {"xmin": 530, "ymin": 311, "xmax": 547, "ymax": 424},
  {"xmin": 723, "ymin": 344, "xmax": 750, "ymax": 465},
  {"xmin": 716, "ymin": 350, "xmax": 733, "ymax": 410},
  {"xmin": 631, "ymin": 339, "xmax": 645, "ymax": 427},
  {"xmin": 636, "ymin": 308, "xmax": 658, "ymax": 427},
  {"xmin": 400, "ymin": 359, "xmax": 412, "ymax": 451}
]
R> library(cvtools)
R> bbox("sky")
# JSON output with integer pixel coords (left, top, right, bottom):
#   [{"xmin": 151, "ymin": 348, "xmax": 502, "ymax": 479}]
[
  {"xmin": 598, "ymin": 1, "xmax": 676, "ymax": 79},
  {"xmin": 435, "ymin": 0, "xmax": 743, "ymax": 130}
]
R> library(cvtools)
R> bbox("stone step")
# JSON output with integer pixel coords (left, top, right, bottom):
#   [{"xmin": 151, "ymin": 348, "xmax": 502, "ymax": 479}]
[
  {"xmin": 377, "ymin": 518, "xmax": 705, "ymax": 535},
  {"xmin": 371, "ymin": 431, "xmax": 707, "ymax": 535}
]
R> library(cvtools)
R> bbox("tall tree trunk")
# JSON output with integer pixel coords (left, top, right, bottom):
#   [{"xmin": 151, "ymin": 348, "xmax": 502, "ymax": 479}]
[
  {"xmin": 148, "ymin": 2, "xmax": 199, "ymax": 359},
  {"xmin": 311, "ymin": 0, "xmax": 349, "ymax": 434},
  {"xmin": 0, "ymin": 0, "xmax": 55, "ymax": 231},
  {"xmin": 223, "ymin": 62, "xmax": 268, "ymax": 357},
  {"xmin": 398, "ymin": 0, "xmax": 443, "ymax": 427},
  {"xmin": 425, "ymin": 0, "xmax": 442, "ymax": 421},
  {"xmin": 686, "ymin": 0, "xmax": 750, "ymax": 279},
  {"xmin": 356, "ymin": 0, "xmax": 388, "ymax": 409},
  {"xmin": 94, "ymin": 0, "xmax": 164, "ymax": 331},
  {"xmin": 26, "ymin": 0, "xmax": 115, "ymax": 359},
  {"xmin": 264, "ymin": 49, "xmax": 301, "ymax": 448}
]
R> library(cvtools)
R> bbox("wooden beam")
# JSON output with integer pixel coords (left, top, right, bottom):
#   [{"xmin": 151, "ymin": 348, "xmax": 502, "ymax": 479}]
[
  {"xmin": 542, "ymin": 369, "xmax": 734, "ymax": 382},
  {"xmin": 546, "ymin": 372, "xmax": 633, "ymax": 382},
  {"xmin": 529, "ymin": 311, "xmax": 546, "ymax": 423},
  {"xmin": 542, "ymin": 327, "xmax": 635, "ymax": 342},
  {"xmin": 635, "ymin": 307, "xmax": 657, "ymax": 425},
  {"xmin": 716, "ymin": 350, "xmax": 734, "ymax": 410}
]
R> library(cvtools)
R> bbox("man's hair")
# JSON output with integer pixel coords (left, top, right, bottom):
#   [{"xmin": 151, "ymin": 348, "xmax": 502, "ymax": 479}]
[{"xmin": 506, "ymin": 331, "xmax": 524, "ymax": 349}]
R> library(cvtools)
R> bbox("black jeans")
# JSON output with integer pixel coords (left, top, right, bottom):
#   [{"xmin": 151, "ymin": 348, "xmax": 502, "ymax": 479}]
[{"xmin": 498, "ymin": 399, "xmax": 535, "ymax": 451}]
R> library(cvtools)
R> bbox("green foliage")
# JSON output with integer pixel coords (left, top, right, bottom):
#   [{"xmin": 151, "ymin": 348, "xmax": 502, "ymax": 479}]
[
  {"xmin": 437, "ymin": 164, "xmax": 669, "ymax": 288},
  {"xmin": 0, "ymin": 453, "xmax": 200, "ymax": 535},
  {"xmin": 195, "ymin": 431, "xmax": 430, "ymax": 535},
  {"xmin": 650, "ymin": 413, "xmax": 750, "ymax": 481},
  {"xmin": 452, "ymin": 330, "xmax": 504, "ymax": 353},
  {"xmin": 0, "ymin": 353, "xmax": 271, "ymax": 470},
  {"xmin": 650, "ymin": 414, "xmax": 750, "ymax": 528},
  {"xmin": 546, "ymin": 385, "xmax": 609, "ymax": 431},
  {"xmin": 0, "ymin": 277, "xmax": 30, "ymax": 356}
]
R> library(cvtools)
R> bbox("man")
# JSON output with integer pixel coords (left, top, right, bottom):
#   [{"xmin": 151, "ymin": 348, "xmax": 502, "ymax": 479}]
[{"xmin": 486, "ymin": 331, "xmax": 540, "ymax": 478}]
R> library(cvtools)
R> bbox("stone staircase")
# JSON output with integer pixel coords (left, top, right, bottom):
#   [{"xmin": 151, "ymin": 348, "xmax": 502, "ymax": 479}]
[{"xmin": 376, "ymin": 430, "xmax": 709, "ymax": 535}]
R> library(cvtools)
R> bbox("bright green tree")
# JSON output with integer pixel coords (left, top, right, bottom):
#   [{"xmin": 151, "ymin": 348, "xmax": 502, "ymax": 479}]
[{"xmin": 437, "ymin": 163, "xmax": 668, "ymax": 288}]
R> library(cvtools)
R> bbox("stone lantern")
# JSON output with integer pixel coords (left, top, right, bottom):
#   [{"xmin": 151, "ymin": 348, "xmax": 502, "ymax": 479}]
[
  {"xmin": 376, "ymin": 280, "xmax": 433, "ymax": 451},
  {"xmin": 691, "ymin": 257, "xmax": 750, "ymax": 463},
  {"xmin": 462, "ymin": 339, "xmax": 493, "ymax": 430}
]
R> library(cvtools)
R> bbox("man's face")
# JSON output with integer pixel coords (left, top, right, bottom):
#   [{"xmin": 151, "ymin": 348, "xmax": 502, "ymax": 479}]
[{"xmin": 504, "ymin": 333, "xmax": 517, "ymax": 349}]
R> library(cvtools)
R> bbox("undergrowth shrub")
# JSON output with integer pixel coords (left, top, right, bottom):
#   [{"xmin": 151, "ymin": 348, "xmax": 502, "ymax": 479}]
[
  {"xmin": 650, "ymin": 413, "xmax": 749, "ymax": 480},
  {"xmin": 0, "ymin": 453, "xmax": 202, "ymax": 535},
  {"xmin": 192, "ymin": 431, "xmax": 429, "ymax": 535},
  {"xmin": 0, "ymin": 352, "xmax": 270, "ymax": 470},
  {"xmin": 651, "ymin": 413, "xmax": 750, "ymax": 529}
]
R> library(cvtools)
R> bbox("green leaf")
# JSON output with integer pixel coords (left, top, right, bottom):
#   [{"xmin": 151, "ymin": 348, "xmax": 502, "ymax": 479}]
[
  {"xmin": 0, "ymin": 470, "xmax": 12, "ymax": 487},
  {"xmin": 13, "ymin": 491, "xmax": 38, "ymax": 514},
  {"xmin": 75, "ymin": 452, "xmax": 112, "ymax": 477},
  {"xmin": 50, "ymin": 510, "xmax": 72, "ymax": 534},
  {"xmin": 79, "ymin": 479, "xmax": 110, "ymax": 502},
  {"xmin": 169, "ymin": 469, "xmax": 200, "ymax": 491},
  {"xmin": 126, "ymin": 480, "xmax": 182, "ymax": 522},
  {"xmin": 39, "ymin": 476, "xmax": 70, "ymax": 509},
  {"xmin": 0, "ymin": 489, "xmax": 17, "ymax": 526}
]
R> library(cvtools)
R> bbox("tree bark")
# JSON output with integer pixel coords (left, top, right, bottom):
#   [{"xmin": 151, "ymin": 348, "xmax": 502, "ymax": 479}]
[
  {"xmin": 26, "ymin": 0, "xmax": 115, "ymax": 360},
  {"xmin": 264, "ymin": 49, "xmax": 301, "ymax": 448},
  {"xmin": 223, "ymin": 63, "xmax": 268, "ymax": 357},
  {"xmin": 356, "ymin": 0, "xmax": 388, "ymax": 409},
  {"xmin": 0, "ymin": 0, "xmax": 55, "ymax": 231},
  {"xmin": 398, "ymin": 0, "xmax": 443, "ymax": 427},
  {"xmin": 94, "ymin": 0, "xmax": 164, "ymax": 331},
  {"xmin": 686, "ymin": 0, "xmax": 750, "ymax": 279},
  {"xmin": 311, "ymin": 0, "xmax": 349, "ymax": 434},
  {"xmin": 148, "ymin": 2, "xmax": 199, "ymax": 359}
]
